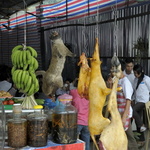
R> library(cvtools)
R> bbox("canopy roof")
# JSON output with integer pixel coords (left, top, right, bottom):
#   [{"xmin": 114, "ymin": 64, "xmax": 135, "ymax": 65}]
[
  {"xmin": 0, "ymin": 0, "xmax": 149, "ymax": 31},
  {"xmin": 0, "ymin": 0, "xmax": 147, "ymax": 19}
]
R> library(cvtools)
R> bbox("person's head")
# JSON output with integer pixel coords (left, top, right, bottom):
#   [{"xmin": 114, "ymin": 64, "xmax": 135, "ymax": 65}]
[
  {"xmin": 124, "ymin": 58, "xmax": 134, "ymax": 74},
  {"xmin": 133, "ymin": 64, "xmax": 144, "ymax": 78}
]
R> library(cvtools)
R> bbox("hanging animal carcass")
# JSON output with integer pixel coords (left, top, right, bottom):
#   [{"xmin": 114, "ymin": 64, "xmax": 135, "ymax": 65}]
[
  {"xmin": 88, "ymin": 38, "xmax": 112, "ymax": 150},
  {"xmin": 36, "ymin": 31, "xmax": 76, "ymax": 96},
  {"xmin": 77, "ymin": 52, "xmax": 91, "ymax": 99},
  {"xmin": 99, "ymin": 54, "xmax": 128, "ymax": 150}
]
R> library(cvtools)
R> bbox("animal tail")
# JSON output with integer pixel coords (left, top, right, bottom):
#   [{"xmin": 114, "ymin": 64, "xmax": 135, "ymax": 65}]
[
  {"xmin": 91, "ymin": 134, "xmax": 99, "ymax": 150},
  {"xmin": 35, "ymin": 70, "xmax": 46, "ymax": 77}
]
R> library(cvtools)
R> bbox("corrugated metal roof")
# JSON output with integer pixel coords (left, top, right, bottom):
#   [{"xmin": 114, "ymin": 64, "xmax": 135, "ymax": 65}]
[{"xmin": 0, "ymin": 0, "xmax": 42, "ymax": 19}]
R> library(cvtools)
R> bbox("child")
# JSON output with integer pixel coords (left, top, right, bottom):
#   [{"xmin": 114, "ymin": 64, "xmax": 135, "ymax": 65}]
[{"xmin": 70, "ymin": 88, "xmax": 90, "ymax": 150}]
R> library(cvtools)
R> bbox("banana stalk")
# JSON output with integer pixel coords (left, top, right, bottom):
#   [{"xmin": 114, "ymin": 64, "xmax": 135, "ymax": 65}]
[{"xmin": 21, "ymin": 94, "xmax": 37, "ymax": 109}]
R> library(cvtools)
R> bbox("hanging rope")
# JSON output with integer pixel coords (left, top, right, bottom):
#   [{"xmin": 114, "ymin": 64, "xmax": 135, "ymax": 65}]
[
  {"xmin": 16, "ymin": 13, "xmax": 19, "ymax": 44},
  {"xmin": 95, "ymin": 0, "xmax": 99, "ymax": 38},
  {"xmin": 54, "ymin": 0, "xmax": 59, "ymax": 30},
  {"xmin": 112, "ymin": 0, "xmax": 118, "ymax": 55},
  {"xmin": 82, "ymin": 0, "xmax": 88, "ymax": 55},
  {"xmin": 23, "ymin": 0, "xmax": 27, "ymax": 49}
]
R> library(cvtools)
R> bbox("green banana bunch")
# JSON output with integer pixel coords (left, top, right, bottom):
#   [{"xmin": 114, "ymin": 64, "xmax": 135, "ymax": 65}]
[
  {"xmin": 26, "ymin": 46, "xmax": 38, "ymax": 58},
  {"xmin": 11, "ymin": 44, "xmax": 40, "ymax": 97},
  {"xmin": 12, "ymin": 45, "xmax": 23, "ymax": 53},
  {"xmin": 11, "ymin": 45, "xmax": 38, "ymax": 69},
  {"xmin": 12, "ymin": 69, "xmax": 39, "ymax": 96}
]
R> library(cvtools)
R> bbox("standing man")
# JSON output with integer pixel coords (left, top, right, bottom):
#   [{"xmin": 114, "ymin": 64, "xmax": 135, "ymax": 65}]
[
  {"xmin": 117, "ymin": 66, "xmax": 138, "ymax": 150},
  {"xmin": 123, "ymin": 58, "xmax": 135, "ymax": 87}
]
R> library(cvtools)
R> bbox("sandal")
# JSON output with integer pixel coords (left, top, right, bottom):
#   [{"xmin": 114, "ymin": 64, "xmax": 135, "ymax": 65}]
[{"xmin": 140, "ymin": 126, "xmax": 147, "ymax": 132}]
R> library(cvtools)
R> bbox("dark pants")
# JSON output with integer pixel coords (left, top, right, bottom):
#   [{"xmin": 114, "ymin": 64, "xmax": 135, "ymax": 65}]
[
  {"xmin": 133, "ymin": 102, "xmax": 145, "ymax": 128},
  {"xmin": 126, "ymin": 122, "xmax": 139, "ymax": 150},
  {"xmin": 77, "ymin": 125, "xmax": 90, "ymax": 150},
  {"xmin": 132, "ymin": 102, "xmax": 145, "ymax": 141}
]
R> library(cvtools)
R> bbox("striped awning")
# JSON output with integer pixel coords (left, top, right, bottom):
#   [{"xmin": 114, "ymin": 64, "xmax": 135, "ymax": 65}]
[
  {"xmin": 0, "ymin": 0, "xmax": 147, "ymax": 30},
  {"xmin": 36, "ymin": 0, "xmax": 138, "ymax": 27}
]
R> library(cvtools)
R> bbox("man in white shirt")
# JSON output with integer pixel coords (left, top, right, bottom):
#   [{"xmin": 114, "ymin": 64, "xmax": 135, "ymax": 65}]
[
  {"xmin": 107, "ymin": 60, "xmax": 138, "ymax": 150},
  {"xmin": 123, "ymin": 58, "xmax": 135, "ymax": 87},
  {"xmin": 117, "ymin": 68, "xmax": 138, "ymax": 150}
]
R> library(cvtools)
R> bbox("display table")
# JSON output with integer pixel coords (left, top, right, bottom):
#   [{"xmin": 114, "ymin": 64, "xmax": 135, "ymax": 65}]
[{"xmin": 4, "ymin": 139, "xmax": 85, "ymax": 150}]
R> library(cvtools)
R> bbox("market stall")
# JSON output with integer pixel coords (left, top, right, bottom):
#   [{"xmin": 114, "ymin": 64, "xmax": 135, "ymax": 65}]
[
  {"xmin": 0, "ymin": 0, "xmax": 150, "ymax": 150},
  {"xmin": 2, "ymin": 99, "xmax": 85, "ymax": 150}
]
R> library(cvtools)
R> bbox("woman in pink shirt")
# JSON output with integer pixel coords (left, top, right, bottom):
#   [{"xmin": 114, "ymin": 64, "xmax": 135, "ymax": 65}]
[{"xmin": 70, "ymin": 89, "xmax": 90, "ymax": 150}]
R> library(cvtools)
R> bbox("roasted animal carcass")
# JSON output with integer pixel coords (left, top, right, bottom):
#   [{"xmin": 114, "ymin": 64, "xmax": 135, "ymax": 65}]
[
  {"xmin": 99, "ymin": 54, "xmax": 128, "ymax": 150},
  {"xmin": 88, "ymin": 38, "xmax": 111, "ymax": 150},
  {"xmin": 77, "ymin": 52, "xmax": 91, "ymax": 99},
  {"xmin": 37, "ymin": 31, "xmax": 76, "ymax": 96}
]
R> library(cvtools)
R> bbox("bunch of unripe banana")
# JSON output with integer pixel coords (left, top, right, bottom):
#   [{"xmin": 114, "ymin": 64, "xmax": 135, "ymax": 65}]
[{"xmin": 11, "ymin": 44, "xmax": 39, "ymax": 97}]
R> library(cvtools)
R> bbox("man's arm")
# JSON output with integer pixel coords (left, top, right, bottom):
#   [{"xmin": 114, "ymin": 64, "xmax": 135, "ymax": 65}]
[{"xmin": 122, "ymin": 99, "xmax": 131, "ymax": 125}]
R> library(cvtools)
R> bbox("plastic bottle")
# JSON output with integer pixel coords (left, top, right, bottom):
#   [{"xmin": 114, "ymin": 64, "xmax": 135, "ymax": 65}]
[
  {"xmin": 27, "ymin": 105, "xmax": 48, "ymax": 147},
  {"xmin": 52, "ymin": 94, "xmax": 77, "ymax": 144},
  {"xmin": 7, "ymin": 104, "xmax": 27, "ymax": 148}
]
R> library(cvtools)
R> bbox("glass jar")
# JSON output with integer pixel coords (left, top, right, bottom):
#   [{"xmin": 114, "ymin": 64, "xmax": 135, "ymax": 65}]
[
  {"xmin": 52, "ymin": 94, "xmax": 77, "ymax": 144},
  {"xmin": 27, "ymin": 105, "xmax": 48, "ymax": 147},
  {"xmin": 0, "ymin": 101, "xmax": 5, "ymax": 149},
  {"xmin": 7, "ymin": 104, "xmax": 27, "ymax": 148}
]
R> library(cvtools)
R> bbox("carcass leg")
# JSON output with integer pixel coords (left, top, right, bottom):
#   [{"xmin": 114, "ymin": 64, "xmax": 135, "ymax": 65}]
[{"xmin": 91, "ymin": 135, "xmax": 99, "ymax": 150}]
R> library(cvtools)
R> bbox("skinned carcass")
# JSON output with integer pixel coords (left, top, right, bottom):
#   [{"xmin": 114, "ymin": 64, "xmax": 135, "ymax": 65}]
[
  {"xmin": 77, "ymin": 52, "xmax": 91, "ymax": 99},
  {"xmin": 99, "ymin": 54, "xmax": 128, "ymax": 150},
  {"xmin": 37, "ymin": 31, "xmax": 76, "ymax": 96},
  {"xmin": 88, "ymin": 38, "xmax": 112, "ymax": 150}
]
